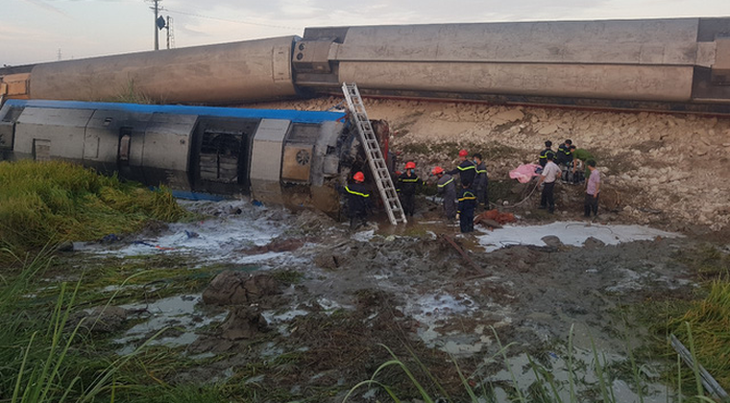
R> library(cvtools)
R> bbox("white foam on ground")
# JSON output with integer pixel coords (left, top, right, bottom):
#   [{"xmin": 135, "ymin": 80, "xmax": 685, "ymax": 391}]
[
  {"xmin": 74, "ymin": 200, "xmax": 292, "ymax": 263},
  {"xmin": 400, "ymin": 293, "xmax": 480, "ymax": 347},
  {"xmin": 477, "ymin": 221, "xmax": 681, "ymax": 252},
  {"xmin": 351, "ymin": 229, "xmax": 375, "ymax": 242}
]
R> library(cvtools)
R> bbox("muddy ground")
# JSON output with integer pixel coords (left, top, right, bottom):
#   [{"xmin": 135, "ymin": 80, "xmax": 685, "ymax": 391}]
[{"xmin": 63, "ymin": 193, "xmax": 726, "ymax": 402}]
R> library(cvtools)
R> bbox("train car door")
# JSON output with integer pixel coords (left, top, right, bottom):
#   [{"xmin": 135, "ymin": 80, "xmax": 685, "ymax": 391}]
[{"xmin": 190, "ymin": 117, "xmax": 259, "ymax": 195}]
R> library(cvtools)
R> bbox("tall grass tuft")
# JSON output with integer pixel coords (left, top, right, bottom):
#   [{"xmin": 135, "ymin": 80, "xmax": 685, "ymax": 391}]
[
  {"xmin": 669, "ymin": 281, "xmax": 730, "ymax": 391},
  {"xmin": 0, "ymin": 160, "xmax": 188, "ymax": 254},
  {"xmin": 0, "ymin": 249, "xmax": 169, "ymax": 402}
]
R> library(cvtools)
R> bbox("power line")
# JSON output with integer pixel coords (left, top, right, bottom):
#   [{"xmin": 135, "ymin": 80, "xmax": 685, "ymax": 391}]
[{"xmin": 164, "ymin": 8, "xmax": 301, "ymax": 31}]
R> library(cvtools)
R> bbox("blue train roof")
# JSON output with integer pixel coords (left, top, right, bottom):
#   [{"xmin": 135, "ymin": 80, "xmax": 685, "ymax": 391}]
[{"xmin": 4, "ymin": 99, "xmax": 346, "ymax": 124}]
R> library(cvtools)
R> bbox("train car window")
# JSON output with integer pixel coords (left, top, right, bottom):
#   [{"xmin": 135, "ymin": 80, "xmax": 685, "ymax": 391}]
[
  {"xmin": 199, "ymin": 130, "xmax": 243, "ymax": 183},
  {"xmin": 1, "ymin": 107, "xmax": 23, "ymax": 123},
  {"xmin": 33, "ymin": 139, "xmax": 51, "ymax": 161},
  {"xmin": 286, "ymin": 123, "xmax": 320, "ymax": 144},
  {"xmin": 118, "ymin": 127, "xmax": 131, "ymax": 165}
]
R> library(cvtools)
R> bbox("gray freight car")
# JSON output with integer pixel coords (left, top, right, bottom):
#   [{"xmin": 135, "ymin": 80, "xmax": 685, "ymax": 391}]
[{"xmin": 2, "ymin": 18, "xmax": 730, "ymax": 113}]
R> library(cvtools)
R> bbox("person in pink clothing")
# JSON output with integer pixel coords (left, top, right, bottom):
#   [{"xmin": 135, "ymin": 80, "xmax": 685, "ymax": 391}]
[{"xmin": 584, "ymin": 160, "xmax": 600, "ymax": 217}]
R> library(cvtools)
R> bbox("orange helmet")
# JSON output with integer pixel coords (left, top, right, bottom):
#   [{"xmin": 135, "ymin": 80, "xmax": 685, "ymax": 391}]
[
  {"xmin": 458, "ymin": 149, "xmax": 468, "ymax": 157},
  {"xmin": 353, "ymin": 171, "xmax": 365, "ymax": 182},
  {"xmin": 405, "ymin": 161, "xmax": 416, "ymax": 169},
  {"xmin": 431, "ymin": 166, "xmax": 444, "ymax": 175}
]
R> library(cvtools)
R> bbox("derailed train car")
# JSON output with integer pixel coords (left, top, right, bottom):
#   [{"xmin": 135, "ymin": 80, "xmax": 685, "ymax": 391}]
[
  {"xmin": 2, "ymin": 18, "xmax": 730, "ymax": 113},
  {"xmin": 0, "ymin": 99, "xmax": 376, "ymax": 214}
]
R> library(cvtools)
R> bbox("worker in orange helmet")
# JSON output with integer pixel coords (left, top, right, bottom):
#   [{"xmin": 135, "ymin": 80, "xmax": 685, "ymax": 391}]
[
  {"xmin": 432, "ymin": 166, "xmax": 457, "ymax": 220},
  {"xmin": 397, "ymin": 161, "xmax": 422, "ymax": 217},
  {"xmin": 448, "ymin": 149, "xmax": 476, "ymax": 186},
  {"xmin": 340, "ymin": 170, "xmax": 372, "ymax": 230}
]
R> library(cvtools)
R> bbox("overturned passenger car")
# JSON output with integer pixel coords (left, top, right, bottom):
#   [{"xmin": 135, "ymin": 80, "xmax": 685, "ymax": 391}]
[{"xmin": 0, "ymin": 99, "xmax": 383, "ymax": 214}]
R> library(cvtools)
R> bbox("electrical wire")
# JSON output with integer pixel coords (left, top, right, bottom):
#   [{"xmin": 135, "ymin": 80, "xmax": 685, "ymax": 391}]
[{"xmin": 164, "ymin": 7, "xmax": 300, "ymax": 31}]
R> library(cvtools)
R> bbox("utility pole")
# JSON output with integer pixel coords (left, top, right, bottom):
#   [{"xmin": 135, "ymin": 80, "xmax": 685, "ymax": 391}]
[{"xmin": 150, "ymin": 0, "xmax": 162, "ymax": 50}]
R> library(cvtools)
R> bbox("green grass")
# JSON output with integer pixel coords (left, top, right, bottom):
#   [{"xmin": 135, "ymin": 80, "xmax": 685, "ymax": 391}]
[
  {"xmin": 668, "ymin": 281, "xmax": 730, "ymax": 391},
  {"xmin": 108, "ymin": 79, "xmax": 156, "ymax": 104},
  {"xmin": 0, "ymin": 160, "xmax": 189, "ymax": 255}
]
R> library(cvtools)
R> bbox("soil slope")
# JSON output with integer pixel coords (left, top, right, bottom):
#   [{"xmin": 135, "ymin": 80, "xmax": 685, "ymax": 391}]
[{"xmin": 257, "ymin": 97, "xmax": 730, "ymax": 232}]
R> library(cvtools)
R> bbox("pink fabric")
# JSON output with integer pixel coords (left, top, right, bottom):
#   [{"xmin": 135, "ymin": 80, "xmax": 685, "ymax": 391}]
[{"xmin": 509, "ymin": 163, "xmax": 541, "ymax": 183}]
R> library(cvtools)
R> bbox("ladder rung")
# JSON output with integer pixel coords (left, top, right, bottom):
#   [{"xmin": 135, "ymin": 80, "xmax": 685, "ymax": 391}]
[{"xmin": 343, "ymin": 82, "xmax": 406, "ymax": 225}]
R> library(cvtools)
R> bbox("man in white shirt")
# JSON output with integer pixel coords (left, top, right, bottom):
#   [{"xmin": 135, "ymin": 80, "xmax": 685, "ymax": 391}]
[{"xmin": 537, "ymin": 154, "xmax": 561, "ymax": 213}]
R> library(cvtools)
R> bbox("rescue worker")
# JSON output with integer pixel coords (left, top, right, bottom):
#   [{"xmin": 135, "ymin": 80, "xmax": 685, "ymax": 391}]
[
  {"xmin": 473, "ymin": 153, "xmax": 489, "ymax": 209},
  {"xmin": 341, "ymin": 171, "xmax": 371, "ymax": 230},
  {"xmin": 448, "ymin": 149, "xmax": 476, "ymax": 186},
  {"xmin": 557, "ymin": 139, "xmax": 574, "ymax": 183},
  {"xmin": 539, "ymin": 140, "xmax": 555, "ymax": 168},
  {"xmin": 397, "ymin": 161, "xmax": 422, "ymax": 217},
  {"xmin": 570, "ymin": 145, "xmax": 595, "ymax": 183},
  {"xmin": 457, "ymin": 181, "xmax": 477, "ymax": 233},
  {"xmin": 584, "ymin": 160, "xmax": 600, "ymax": 218},
  {"xmin": 432, "ymin": 166, "xmax": 457, "ymax": 220},
  {"xmin": 556, "ymin": 139, "xmax": 573, "ymax": 166},
  {"xmin": 537, "ymin": 153, "xmax": 561, "ymax": 213}
]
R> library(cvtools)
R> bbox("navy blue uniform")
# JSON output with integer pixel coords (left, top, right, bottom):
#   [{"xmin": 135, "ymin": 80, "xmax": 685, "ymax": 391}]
[
  {"xmin": 341, "ymin": 182, "xmax": 371, "ymax": 229},
  {"xmin": 556, "ymin": 144, "xmax": 573, "ymax": 166},
  {"xmin": 448, "ymin": 160, "xmax": 476, "ymax": 186},
  {"xmin": 397, "ymin": 171, "xmax": 422, "ymax": 216},
  {"xmin": 539, "ymin": 148, "xmax": 555, "ymax": 168},
  {"xmin": 474, "ymin": 161, "xmax": 488, "ymax": 208},
  {"xmin": 437, "ymin": 174, "xmax": 457, "ymax": 220},
  {"xmin": 457, "ymin": 187, "xmax": 477, "ymax": 233}
]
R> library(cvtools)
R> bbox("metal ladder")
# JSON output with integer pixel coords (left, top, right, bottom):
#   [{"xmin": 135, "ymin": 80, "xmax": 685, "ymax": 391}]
[{"xmin": 341, "ymin": 82, "xmax": 407, "ymax": 225}]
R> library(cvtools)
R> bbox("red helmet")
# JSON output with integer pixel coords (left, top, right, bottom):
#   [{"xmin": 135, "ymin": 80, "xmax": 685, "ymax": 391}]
[
  {"xmin": 405, "ymin": 161, "xmax": 416, "ymax": 169},
  {"xmin": 353, "ymin": 171, "xmax": 365, "ymax": 182},
  {"xmin": 431, "ymin": 166, "xmax": 444, "ymax": 175},
  {"xmin": 458, "ymin": 149, "xmax": 468, "ymax": 157}
]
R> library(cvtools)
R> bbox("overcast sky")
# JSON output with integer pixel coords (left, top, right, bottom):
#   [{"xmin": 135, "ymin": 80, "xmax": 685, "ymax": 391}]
[{"xmin": 3, "ymin": 0, "xmax": 730, "ymax": 66}]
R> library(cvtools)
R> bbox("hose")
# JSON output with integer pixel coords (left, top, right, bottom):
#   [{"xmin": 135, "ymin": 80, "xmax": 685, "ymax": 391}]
[{"xmin": 495, "ymin": 180, "xmax": 540, "ymax": 209}]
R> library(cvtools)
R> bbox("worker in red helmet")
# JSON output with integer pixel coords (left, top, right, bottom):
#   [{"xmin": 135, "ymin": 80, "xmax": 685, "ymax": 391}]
[
  {"xmin": 448, "ymin": 149, "xmax": 476, "ymax": 186},
  {"xmin": 397, "ymin": 161, "xmax": 422, "ymax": 217},
  {"xmin": 340, "ymin": 171, "xmax": 371, "ymax": 229},
  {"xmin": 432, "ymin": 166, "xmax": 457, "ymax": 220}
]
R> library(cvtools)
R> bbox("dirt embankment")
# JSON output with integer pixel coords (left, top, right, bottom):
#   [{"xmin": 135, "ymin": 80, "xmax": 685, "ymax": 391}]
[{"xmin": 258, "ymin": 97, "xmax": 730, "ymax": 233}]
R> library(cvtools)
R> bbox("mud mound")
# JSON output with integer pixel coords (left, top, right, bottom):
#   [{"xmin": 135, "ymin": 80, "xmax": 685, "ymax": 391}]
[
  {"xmin": 202, "ymin": 271, "xmax": 281, "ymax": 307},
  {"xmin": 293, "ymin": 209, "xmax": 338, "ymax": 234},
  {"xmin": 220, "ymin": 306, "xmax": 269, "ymax": 340},
  {"xmin": 69, "ymin": 306, "xmax": 128, "ymax": 334}
]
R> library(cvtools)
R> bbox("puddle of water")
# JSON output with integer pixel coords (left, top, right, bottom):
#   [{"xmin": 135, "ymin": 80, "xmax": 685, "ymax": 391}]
[
  {"xmin": 477, "ymin": 222, "xmax": 681, "ymax": 252},
  {"xmin": 114, "ymin": 295, "xmax": 227, "ymax": 355},
  {"xmin": 261, "ymin": 309, "xmax": 309, "ymax": 336},
  {"xmin": 484, "ymin": 350, "xmax": 669, "ymax": 403},
  {"xmin": 400, "ymin": 293, "xmax": 513, "ymax": 355}
]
